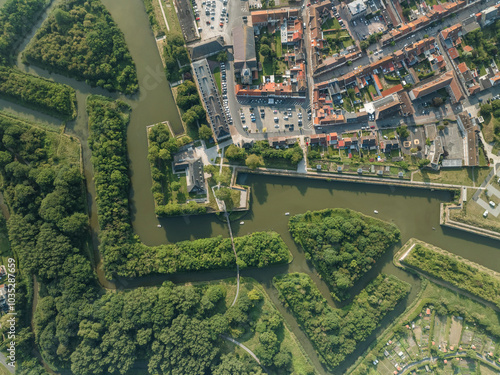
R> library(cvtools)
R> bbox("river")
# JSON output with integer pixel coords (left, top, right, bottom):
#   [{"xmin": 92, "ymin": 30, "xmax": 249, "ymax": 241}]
[{"xmin": 1, "ymin": 0, "xmax": 499, "ymax": 374}]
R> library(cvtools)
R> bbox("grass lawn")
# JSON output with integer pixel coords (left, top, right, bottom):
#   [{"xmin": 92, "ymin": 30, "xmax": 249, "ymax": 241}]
[
  {"xmin": 413, "ymin": 167, "xmax": 492, "ymax": 186},
  {"xmin": 155, "ymin": 0, "xmax": 182, "ymax": 35},
  {"xmin": 261, "ymin": 56, "xmax": 273, "ymax": 76},
  {"xmin": 480, "ymin": 113, "xmax": 500, "ymax": 154},
  {"xmin": 381, "ymin": 128, "xmax": 397, "ymax": 139},
  {"xmin": 321, "ymin": 17, "xmax": 341, "ymax": 30},
  {"xmin": 450, "ymin": 198, "xmax": 500, "ymax": 234},
  {"xmin": 274, "ymin": 33, "xmax": 282, "ymax": 57},
  {"xmin": 214, "ymin": 67, "xmax": 222, "ymax": 95},
  {"xmin": 367, "ymin": 84, "xmax": 377, "ymax": 96},
  {"xmin": 342, "ymin": 38, "xmax": 354, "ymax": 48}
]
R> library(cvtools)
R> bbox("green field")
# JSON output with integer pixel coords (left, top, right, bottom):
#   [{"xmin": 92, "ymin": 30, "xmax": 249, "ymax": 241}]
[
  {"xmin": 214, "ymin": 66, "xmax": 222, "ymax": 94},
  {"xmin": 413, "ymin": 167, "xmax": 492, "ymax": 186}
]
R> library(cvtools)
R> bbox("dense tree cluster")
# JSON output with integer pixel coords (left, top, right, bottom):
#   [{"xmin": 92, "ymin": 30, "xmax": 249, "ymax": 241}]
[
  {"xmin": 0, "ymin": 0, "xmax": 78, "ymax": 120},
  {"xmin": 0, "ymin": 0, "xmax": 48, "ymax": 64},
  {"xmin": 0, "ymin": 67, "xmax": 77, "ymax": 119},
  {"xmin": 147, "ymin": 123, "xmax": 205, "ymax": 216},
  {"xmin": 0, "ymin": 111, "xmax": 299, "ymax": 374},
  {"xmin": 88, "ymin": 96, "xmax": 290, "ymax": 278},
  {"xmin": 404, "ymin": 244, "xmax": 500, "ymax": 309},
  {"xmin": 163, "ymin": 33, "xmax": 190, "ymax": 82},
  {"xmin": 176, "ymin": 80, "xmax": 208, "ymax": 137},
  {"xmin": 288, "ymin": 208, "xmax": 400, "ymax": 300},
  {"xmin": 463, "ymin": 24, "xmax": 500, "ymax": 70},
  {"xmin": 24, "ymin": 0, "xmax": 138, "ymax": 94},
  {"xmin": 0, "ymin": 112, "xmax": 93, "ymax": 373},
  {"xmin": 225, "ymin": 141, "xmax": 304, "ymax": 168},
  {"xmin": 274, "ymin": 273, "xmax": 410, "ymax": 369}
]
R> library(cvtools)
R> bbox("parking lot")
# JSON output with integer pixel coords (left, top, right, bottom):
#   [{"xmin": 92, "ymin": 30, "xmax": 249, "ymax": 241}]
[
  {"xmin": 176, "ymin": 0, "xmax": 199, "ymax": 42},
  {"xmin": 351, "ymin": 15, "xmax": 387, "ymax": 41},
  {"xmin": 218, "ymin": 62, "xmax": 233, "ymax": 126},
  {"xmin": 193, "ymin": 0, "xmax": 230, "ymax": 39},
  {"xmin": 238, "ymin": 104, "xmax": 311, "ymax": 134}
]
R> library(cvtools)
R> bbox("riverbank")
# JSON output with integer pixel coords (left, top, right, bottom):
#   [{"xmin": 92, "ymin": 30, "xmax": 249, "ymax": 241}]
[
  {"xmin": 395, "ymin": 238, "xmax": 500, "ymax": 311},
  {"xmin": 347, "ymin": 277, "xmax": 500, "ymax": 375},
  {"xmin": 234, "ymin": 165, "xmax": 463, "ymax": 192},
  {"xmin": 440, "ymin": 203, "xmax": 500, "ymax": 241}
]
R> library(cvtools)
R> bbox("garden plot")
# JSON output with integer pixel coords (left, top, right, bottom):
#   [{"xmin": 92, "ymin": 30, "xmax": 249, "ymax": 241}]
[
  {"xmin": 433, "ymin": 314, "xmax": 448, "ymax": 350},
  {"xmin": 448, "ymin": 316, "xmax": 463, "ymax": 348},
  {"xmin": 461, "ymin": 326, "xmax": 474, "ymax": 347}
]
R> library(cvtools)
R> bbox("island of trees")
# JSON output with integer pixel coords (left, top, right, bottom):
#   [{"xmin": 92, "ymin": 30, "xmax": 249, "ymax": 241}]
[
  {"xmin": 274, "ymin": 272, "xmax": 410, "ymax": 369},
  {"xmin": 0, "ymin": 0, "xmax": 77, "ymax": 119},
  {"xmin": 402, "ymin": 240, "xmax": 500, "ymax": 309},
  {"xmin": 288, "ymin": 208, "xmax": 400, "ymax": 300},
  {"xmin": 147, "ymin": 122, "xmax": 207, "ymax": 216},
  {"xmin": 24, "ymin": 0, "xmax": 138, "ymax": 94}
]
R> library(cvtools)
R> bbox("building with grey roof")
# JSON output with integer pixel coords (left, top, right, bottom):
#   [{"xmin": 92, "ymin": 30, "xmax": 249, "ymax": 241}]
[
  {"xmin": 232, "ymin": 25, "xmax": 257, "ymax": 77},
  {"xmin": 346, "ymin": 0, "xmax": 367, "ymax": 20},
  {"xmin": 188, "ymin": 36, "xmax": 226, "ymax": 61}
]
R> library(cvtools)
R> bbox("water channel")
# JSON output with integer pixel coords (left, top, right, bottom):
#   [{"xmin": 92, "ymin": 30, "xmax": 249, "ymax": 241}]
[{"xmin": 0, "ymin": 0, "xmax": 499, "ymax": 373}]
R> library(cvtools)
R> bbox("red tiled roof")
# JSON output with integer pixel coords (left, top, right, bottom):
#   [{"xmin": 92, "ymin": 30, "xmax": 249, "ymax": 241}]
[
  {"xmin": 463, "ymin": 45, "xmax": 473, "ymax": 52},
  {"xmin": 373, "ymin": 75, "xmax": 383, "ymax": 91},
  {"xmin": 381, "ymin": 84, "xmax": 403, "ymax": 97},
  {"xmin": 457, "ymin": 62, "xmax": 468, "ymax": 74},
  {"xmin": 448, "ymin": 47, "xmax": 459, "ymax": 60}
]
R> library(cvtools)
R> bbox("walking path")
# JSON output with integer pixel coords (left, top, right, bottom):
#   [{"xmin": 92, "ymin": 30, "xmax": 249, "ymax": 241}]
[
  {"xmin": 221, "ymin": 335, "xmax": 269, "ymax": 373},
  {"xmin": 225, "ymin": 210, "xmax": 240, "ymax": 308},
  {"xmin": 157, "ymin": 0, "xmax": 170, "ymax": 31}
]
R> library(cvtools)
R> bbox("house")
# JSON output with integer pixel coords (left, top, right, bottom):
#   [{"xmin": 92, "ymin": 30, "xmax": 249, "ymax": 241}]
[
  {"xmin": 173, "ymin": 149, "xmax": 207, "ymax": 194},
  {"xmin": 380, "ymin": 139, "xmax": 399, "ymax": 153},
  {"xmin": 251, "ymin": 8, "xmax": 300, "ymax": 26},
  {"xmin": 328, "ymin": 132, "xmax": 338, "ymax": 145},
  {"xmin": 359, "ymin": 135, "xmax": 377, "ymax": 149},
  {"xmin": 310, "ymin": 134, "xmax": 328, "ymax": 146},
  {"xmin": 447, "ymin": 47, "xmax": 459, "ymax": 60},
  {"xmin": 439, "ymin": 24, "xmax": 462, "ymax": 44}
]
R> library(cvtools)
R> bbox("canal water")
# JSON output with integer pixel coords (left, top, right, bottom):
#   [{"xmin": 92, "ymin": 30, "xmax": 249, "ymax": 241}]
[{"xmin": 0, "ymin": 0, "xmax": 499, "ymax": 373}]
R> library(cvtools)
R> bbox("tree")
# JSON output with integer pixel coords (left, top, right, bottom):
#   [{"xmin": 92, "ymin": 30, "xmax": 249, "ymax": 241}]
[
  {"xmin": 432, "ymin": 97, "xmax": 444, "ymax": 107},
  {"xmin": 245, "ymin": 154, "xmax": 262, "ymax": 170},
  {"xmin": 216, "ymin": 51, "xmax": 227, "ymax": 62},
  {"xmin": 360, "ymin": 40, "xmax": 370, "ymax": 50},
  {"xmin": 225, "ymin": 144, "xmax": 245, "ymax": 160},
  {"xmin": 437, "ymin": 124, "xmax": 445, "ymax": 131},
  {"xmin": 260, "ymin": 44, "xmax": 271, "ymax": 57},
  {"xmin": 198, "ymin": 124, "xmax": 213, "ymax": 140},
  {"xmin": 171, "ymin": 181, "xmax": 181, "ymax": 191},
  {"xmin": 396, "ymin": 125, "xmax": 410, "ymax": 139}
]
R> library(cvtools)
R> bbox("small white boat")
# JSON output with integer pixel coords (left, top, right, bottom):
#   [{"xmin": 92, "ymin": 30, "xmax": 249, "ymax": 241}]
[
  {"xmin": 240, "ymin": 221, "xmax": 244, "ymax": 225},
  {"xmin": 374, "ymin": 210, "xmax": 379, "ymax": 214},
  {"xmin": 285, "ymin": 212, "xmax": 290, "ymax": 216},
  {"xmin": 157, "ymin": 224, "xmax": 162, "ymax": 228}
]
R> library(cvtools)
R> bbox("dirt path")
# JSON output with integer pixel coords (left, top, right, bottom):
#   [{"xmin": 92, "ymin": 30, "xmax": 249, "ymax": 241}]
[{"xmin": 221, "ymin": 335, "xmax": 268, "ymax": 373}]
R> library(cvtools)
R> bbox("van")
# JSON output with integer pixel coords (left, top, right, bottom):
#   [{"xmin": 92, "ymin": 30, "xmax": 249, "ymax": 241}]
[
  {"xmin": 489, "ymin": 201, "xmax": 496, "ymax": 208},
  {"xmin": 274, "ymin": 117, "xmax": 279, "ymax": 123}
]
